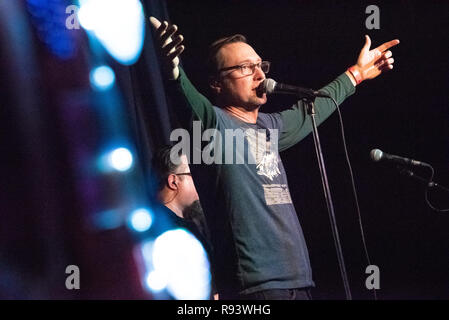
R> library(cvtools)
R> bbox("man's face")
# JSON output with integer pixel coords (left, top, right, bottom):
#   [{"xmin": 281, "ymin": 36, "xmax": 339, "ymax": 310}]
[
  {"xmin": 215, "ymin": 42, "xmax": 267, "ymax": 110},
  {"xmin": 173, "ymin": 155, "xmax": 199, "ymax": 211}
]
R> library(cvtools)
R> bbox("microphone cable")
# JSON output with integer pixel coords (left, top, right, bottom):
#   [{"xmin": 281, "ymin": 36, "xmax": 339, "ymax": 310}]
[
  {"xmin": 423, "ymin": 166, "xmax": 449, "ymax": 213},
  {"xmin": 327, "ymin": 96, "xmax": 378, "ymax": 300}
]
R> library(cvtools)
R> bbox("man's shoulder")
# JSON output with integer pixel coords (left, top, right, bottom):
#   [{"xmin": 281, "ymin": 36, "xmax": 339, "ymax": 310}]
[
  {"xmin": 257, "ymin": 111, "xmax": 283, "ymax": 130},
  {"xmin": 211, "ymin": 108, "xmax": 283, "ymax": 131}
]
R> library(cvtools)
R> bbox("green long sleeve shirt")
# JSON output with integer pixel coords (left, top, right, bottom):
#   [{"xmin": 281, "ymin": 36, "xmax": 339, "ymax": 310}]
[{"xmin": 167, "ymin": 67, "xmax": 355, "ymax": 295}]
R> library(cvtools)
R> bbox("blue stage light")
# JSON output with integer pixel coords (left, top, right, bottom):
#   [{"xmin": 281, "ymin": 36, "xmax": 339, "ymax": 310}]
[
  {"xmin": 107, "ymin": 147, "xmax": 133, "ymax": 172},
  {"xmin": 26, "ymin": 0, "xmax": 76, "ymax": 60},
  {"xmin": 149, "ymin": 229, "xmax": 211, "ymax": 300},
  {"xmin": 145, "ymin": 270, "xmax": 168, "ymax": 292},
  {"xmin": 129, "ymin": 208, "xmax": 153, "ymax": 233},
  {"xmin": 78, "ymin": 0, "xmax": 145, "ymax": 65},
  {"xmin": 90, "ymin": 65, "xmax": 115, "ymax": 91}
]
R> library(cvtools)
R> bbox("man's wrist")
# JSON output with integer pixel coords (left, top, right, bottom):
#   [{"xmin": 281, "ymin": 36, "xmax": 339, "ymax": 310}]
[{"xmin": 347, "ymin": 65, "xmax": 363, "ymax": 86}]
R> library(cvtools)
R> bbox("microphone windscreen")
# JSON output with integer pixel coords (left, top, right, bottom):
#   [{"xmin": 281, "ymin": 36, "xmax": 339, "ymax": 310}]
[
  {"xmin": 370, "ymin": 149, "xmax": 383, "ymax": 162},
  {"xmin": 263, "ymin": 78, "xmax": 277, "ymax": 95}
]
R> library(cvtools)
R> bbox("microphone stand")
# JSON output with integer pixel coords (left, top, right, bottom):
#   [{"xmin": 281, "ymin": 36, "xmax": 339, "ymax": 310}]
[
  {"xmin": 398, "ymin": 167, "xmax": 449, "ymax": 193},
  {"xmin": 397, "ymin": 166, "xmax": 449, "ymax": 213},
  {"xmin": 303, "ymin": 96, "xmax": 352, "ymax": 300}
]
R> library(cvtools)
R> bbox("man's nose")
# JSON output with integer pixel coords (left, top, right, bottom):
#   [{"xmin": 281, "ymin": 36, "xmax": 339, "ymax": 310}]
[{"xmin": 253, "ymin": 65, "xmax": 265, "ymax": 81}]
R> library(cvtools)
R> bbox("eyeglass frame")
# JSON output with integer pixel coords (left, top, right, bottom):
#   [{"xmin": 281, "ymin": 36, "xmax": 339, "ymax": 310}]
[
  {"xmin": 173, "ymin": 172, "xmax": 192, "ymax": 177},
  {"xmin": 217, "ymin": 60, "xmax": 271, "ymax": 77}
]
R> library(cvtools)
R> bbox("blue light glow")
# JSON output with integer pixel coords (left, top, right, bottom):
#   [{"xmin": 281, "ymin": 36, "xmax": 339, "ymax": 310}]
[
  {"xmin": 78, "ymin": 0, "xmax": 145, "ymax": 65},
  {"xmin": 90, "ymin": 65, "xmax": 115, "ymax": 91},
  {"xmin": 129, "ymin": 208, "xmax": 153, "ymax": 232},
  {"xmin": 91, "ymin": 209, "xmax": 122, "ymax": 230},
  {"xmin": 145, "ymin": 229, "xmax": 212, "ymax": 300},
  {"xmin": 26, "ymin": 0, "xmax": 76, "ymax": 60},
  {"xmin": 145, "ymin": 270, "xmax": 168, "ymax": 292},
  {"xmin": 107, "ymin": 147, "xmax": 133, "ymax": 172}
]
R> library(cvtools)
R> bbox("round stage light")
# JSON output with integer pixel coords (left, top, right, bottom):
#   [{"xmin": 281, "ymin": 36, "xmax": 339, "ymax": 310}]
[
  {"xmin": 90, "ymin": 65, "xmax": 115, "ymax": 91},
  {"xmin": 129, "ymin": 208, "xmax": 153, "ymax": 232},
  {"xmin": 108, "ymin": 147, "xmax": 133, "ymax": 172}
]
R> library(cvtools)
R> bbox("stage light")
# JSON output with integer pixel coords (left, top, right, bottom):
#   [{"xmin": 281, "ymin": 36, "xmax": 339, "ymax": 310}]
[
  {"xmin": 140, "ymin": 240, "xmax": 154, "ymax": 261},
  {"xmin": 107, "ymin": 147, "xmax": 133, "ymax": 172},
  {"xmin": 129, "ymin": 208, "xmax": 153, "ymax": 232},
  {"xmin": 151, "ymin": 229, "xmax": 211, "ymax": 300},
  {"xmin": 78, "ymin": 0, "xmax": 145, "ymax": 65},
  {"xmin": 90, "ymin": 65, "xmax": 115, "ymax": 91},
  {"xmin": 77, "ymin": 0, "xmax": 97, "ymax": 31},
  {"xmin": 145, "ymin": 270, "xmax": 168, "ymax": 292}
]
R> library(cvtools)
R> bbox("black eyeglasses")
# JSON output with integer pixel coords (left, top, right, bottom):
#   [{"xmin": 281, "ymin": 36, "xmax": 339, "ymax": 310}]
[{"xmin": 218, "ymin": 61, "xmax": 270, "ymax": 76}]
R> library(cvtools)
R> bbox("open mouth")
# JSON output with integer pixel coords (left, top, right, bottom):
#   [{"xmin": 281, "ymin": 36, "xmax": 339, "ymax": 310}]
[{"xmin": 254, "ymin": 81, "xmax": 266, "ymax": 97}]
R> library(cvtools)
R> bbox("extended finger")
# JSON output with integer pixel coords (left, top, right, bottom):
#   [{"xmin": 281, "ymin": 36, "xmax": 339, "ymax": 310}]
[
  {"xmin": 149, "ymin": 16, "xmax": 162, "ymax": 30},
  {"xmin": 161, "ymin": 24, "xmax": 179, "ymax": 46},
  {"xmin": 373, "ymin": 50, "xmax": 392, "ymax": 65},
  {"xmin": 382, "ymin": 50, "xmax": 392, "ymax": 59},
  {"xmin": 156, "ymin": 20, "xmax": 169, "ymax": 38},
  {"xmin": 163, "ymin": 35, "xmax": 184, "ymax": 55},
  {"xmin": 375, "ymin": 39, "xmax": 400, "ymax": 52},
  {"xmin": 375, "ymin": 57, "xmax": 394, "ymax": 68}
]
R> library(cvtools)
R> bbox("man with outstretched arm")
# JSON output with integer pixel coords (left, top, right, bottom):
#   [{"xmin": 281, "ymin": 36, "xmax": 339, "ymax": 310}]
[{"xmin": 149, "ymin": 16, "xmax": 399, "ymax": 300}]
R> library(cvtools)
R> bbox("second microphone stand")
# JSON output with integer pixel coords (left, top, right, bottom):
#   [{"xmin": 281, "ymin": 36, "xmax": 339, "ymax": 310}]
[{"xmin": 303, "ymin": 96, "xmax": 352, "ymax": 300}]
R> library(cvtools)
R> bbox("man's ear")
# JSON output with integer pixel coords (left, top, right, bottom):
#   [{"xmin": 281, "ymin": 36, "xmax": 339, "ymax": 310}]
[
  {"xmin": 209, "ymin": 76, "xmax": 221, "ymax": 95},
  {"xmin": 166, "ymin": 174, "xmax": 178, "ymax": 191}
]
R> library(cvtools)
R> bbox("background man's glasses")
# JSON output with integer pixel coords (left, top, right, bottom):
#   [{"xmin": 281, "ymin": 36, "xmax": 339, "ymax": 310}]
[{"xmin": 218, "ymin": 61, "xmax": 270, "ymax": 76}]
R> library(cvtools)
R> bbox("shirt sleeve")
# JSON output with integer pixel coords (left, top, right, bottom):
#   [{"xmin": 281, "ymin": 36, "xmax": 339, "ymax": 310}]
[
  {"xmin": 277, "ymin": 72, "xmax": 356, "ymax": 152},
  {"xmin": 168, "ymin": 67, "xmax": 217, "ymax": 130}
]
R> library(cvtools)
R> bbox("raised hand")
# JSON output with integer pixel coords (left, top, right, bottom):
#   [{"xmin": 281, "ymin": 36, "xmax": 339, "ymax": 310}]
[
  {"xmin": 352, "ymin": 35, "xmax": 400, "ymax": 82},
  {"xmin": 149, "ymin": 16, "xmax": 185, "ymax": 80}
]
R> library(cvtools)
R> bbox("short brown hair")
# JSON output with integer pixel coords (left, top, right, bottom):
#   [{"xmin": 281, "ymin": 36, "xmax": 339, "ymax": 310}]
[
  {"xmin": 151, "ymin": 144, "xmax": 183, "ymax": 191},
  {"xmin": 207, "ymin": 34, "xmax": 247, "ymax": 76}
]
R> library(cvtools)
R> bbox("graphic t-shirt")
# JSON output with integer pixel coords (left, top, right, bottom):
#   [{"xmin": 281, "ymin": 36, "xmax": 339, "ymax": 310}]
[{"xmin": 169, "ymin": 67, "xmax": 355, "ymax": 294}]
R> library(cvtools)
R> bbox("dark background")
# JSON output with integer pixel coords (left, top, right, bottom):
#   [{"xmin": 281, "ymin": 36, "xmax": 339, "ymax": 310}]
[{"xmin": 166, "ymin": 0, "xmax": 449, "ymax": 299}]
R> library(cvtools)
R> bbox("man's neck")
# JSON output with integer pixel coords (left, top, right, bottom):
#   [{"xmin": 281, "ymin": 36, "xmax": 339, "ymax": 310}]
[
  {"xmin": 165, "ymin": 202, "xmax": 183, "ymax": 218},
  {"xmin": 159, "ymin": 191, "xmax": 183, "ymax": 218},
  {"xmin": 223, "ymin": 105, "xmax": 259, "ymax": 124}
]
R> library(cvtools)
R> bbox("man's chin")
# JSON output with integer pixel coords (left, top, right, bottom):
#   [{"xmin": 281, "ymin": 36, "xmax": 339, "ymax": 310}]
[
  {"xmin": 245, "ymin": 95, "xmax": 266, "ymax": 109},
  {"xmin": 243, "ymin": 103, "xmax": 262, "ymax": 111},
  {"xmin": 183, "ymin": 200, "xmax": 203, "ymax": 220},
  {"xmin": 254, "ymin": 97, "xmax": 267, "ymax": 108}
]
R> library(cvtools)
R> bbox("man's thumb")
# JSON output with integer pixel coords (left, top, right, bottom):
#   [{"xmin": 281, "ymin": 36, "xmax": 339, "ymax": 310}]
[{"xmin": 362, "ymin": 35, "xmax": 371, "ymax": 52}]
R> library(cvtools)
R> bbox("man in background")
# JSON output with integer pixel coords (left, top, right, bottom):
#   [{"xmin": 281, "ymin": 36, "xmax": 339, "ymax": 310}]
[{"xmin": 151, "ymin": 145, "xmax": 216, "ymax": 299}]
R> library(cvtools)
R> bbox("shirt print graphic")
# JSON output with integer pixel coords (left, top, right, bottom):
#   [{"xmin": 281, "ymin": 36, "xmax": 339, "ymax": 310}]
[
  {"xmin": 245, "ymin": 128, "xmax": 280, "ymax": 181},
  {"xmin": 244, "ymin": 128, "xmax": 292, "ymax": 206},
  {"xmin": 262, "ymin": 184, "xmax": 293, "ymax": 206}
]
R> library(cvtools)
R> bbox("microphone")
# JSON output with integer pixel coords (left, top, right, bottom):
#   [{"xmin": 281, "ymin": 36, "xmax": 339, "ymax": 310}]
[
  {"xmin": 262, "ymin": 78, "xmax": 330, "ymax": 98},
  {"xmin": 370, "ymin": 149, "xmax": 430, "ymax": 167}
]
